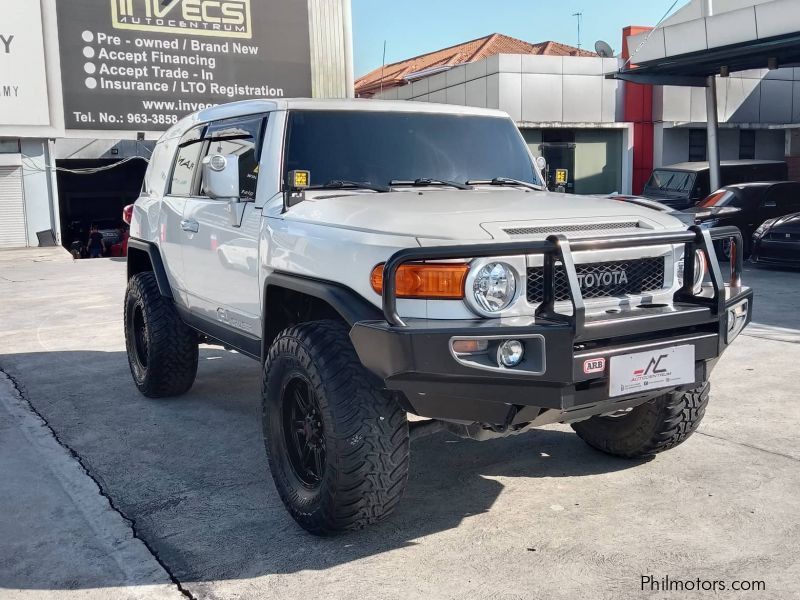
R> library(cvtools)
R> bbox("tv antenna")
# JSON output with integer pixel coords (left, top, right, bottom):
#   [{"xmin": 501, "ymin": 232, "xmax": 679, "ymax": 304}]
[
  {"xmin": 380, "ymin": 40, "xmax": 387, "ymax": 95},
  {"xmin": 572, "ymin": 12, "xmax": 583, "ymax": 50}
]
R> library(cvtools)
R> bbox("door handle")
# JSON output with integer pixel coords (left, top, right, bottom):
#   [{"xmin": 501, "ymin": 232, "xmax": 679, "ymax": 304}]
[{"xmin": 180, "ymin": 219, "xmax": 199, "ymax": 233}]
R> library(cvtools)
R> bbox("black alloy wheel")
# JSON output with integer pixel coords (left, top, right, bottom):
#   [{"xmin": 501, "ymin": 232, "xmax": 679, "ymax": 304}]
[
  {"xmin": 131, "ymin": 304, "xmax": 149, "ymax": 370},
  {"xmin": 282, "ymin": 376, "xmax": 326, "ymax": 486}
]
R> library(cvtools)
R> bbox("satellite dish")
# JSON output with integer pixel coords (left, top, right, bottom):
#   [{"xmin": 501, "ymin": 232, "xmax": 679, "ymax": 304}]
[{"xmin": 595, "ymin": 40, "xmax": 614, "ymax": 58}]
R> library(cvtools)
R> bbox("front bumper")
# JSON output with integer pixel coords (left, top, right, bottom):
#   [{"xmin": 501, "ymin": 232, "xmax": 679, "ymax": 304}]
[
  {"xmin": 752, "ymin": 237, "xmax": 800, "ymax": 268},
  {"xmin": 350, "ymin": 226, "xmax": 753, "ymax": 426},
  {"xmin": 351, "ymin": 289, "xmax": 751, "ymax": 425}
]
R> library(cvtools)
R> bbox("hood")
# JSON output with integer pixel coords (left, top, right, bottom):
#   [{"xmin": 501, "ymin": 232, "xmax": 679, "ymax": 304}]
[
  {"xmin": 768, "ymin": 212, "xmax": 800, "ymax": 232},
  {"xmin": 284, "ymin": 189, "xmax": 686, "ymax": 244}
]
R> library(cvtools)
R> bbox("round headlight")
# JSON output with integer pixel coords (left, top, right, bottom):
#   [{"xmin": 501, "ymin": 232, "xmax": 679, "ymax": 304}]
[
  {"xmin": 472, "ymin": 262, "xmax": 517, "ymax": 313},
  {"xmin": 677, "ymin": 249, "xmax": 707, "ymax": 294}
]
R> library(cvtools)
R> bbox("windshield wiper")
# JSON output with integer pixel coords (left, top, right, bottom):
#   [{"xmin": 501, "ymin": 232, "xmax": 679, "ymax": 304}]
[
  {"xmin": 307, "ymin": 180, "xmax": 390, "ymax": 193},
  {"xmin": 389, "ymin": 178, "xmax": 473, "ymax": 190},
  {"xmin": 466, "ymin": 177, "xmax": 545, "ymax": 191}
]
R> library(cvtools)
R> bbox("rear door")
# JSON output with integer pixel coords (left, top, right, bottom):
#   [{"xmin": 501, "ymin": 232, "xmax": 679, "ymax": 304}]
[{"xmin": 180, "ymin": 113, "xmax": 267, "ymax": 349}]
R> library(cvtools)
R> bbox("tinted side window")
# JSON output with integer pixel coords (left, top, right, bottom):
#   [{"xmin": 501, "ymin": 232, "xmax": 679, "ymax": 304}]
[
  {"xmin": 142, "ymin": 141, "xmax": 170, "ymax": 196},
  {"xmin": 766, "ymin": 185, "xmax": 800, "ymax": 211},
  {"xmin": 169, "ymin": 127, "xmax": 205, "ymax": 196},
  {"xmin": 204, "ymin": 115, "xmax": 266, "ymax": 201}
]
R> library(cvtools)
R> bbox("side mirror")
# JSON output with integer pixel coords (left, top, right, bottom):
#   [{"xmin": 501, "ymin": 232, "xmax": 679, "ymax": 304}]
[
  {"xmin": 202, "ymin": 154, "xmax": 240, "ymax": 200},
  {"xmin": 535, "ymin": 156, "xmax": 547, "ymax": 172}
]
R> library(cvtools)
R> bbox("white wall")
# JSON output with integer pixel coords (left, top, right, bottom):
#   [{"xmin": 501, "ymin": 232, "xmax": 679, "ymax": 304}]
[
  {"xmin": 656, "ymin": 126, "xmax": 785, "ymax": 166},
  {"xmin": 20, "ymin": 139, "xmax": 60, "ymax": 246},
  {"xmin": 654, "ymin": 68, "xmax": 800, "ymax": 125},
  {"xmin": 377, "ymin": 54, "xmax": 624, "ymax": 126},
  {"xmin": 308, "ymin": 0, "xmax": 354, "ymax": 98},
  {"xmin": 628, "ymin": 0, "xmax": 800, "ymax": 65}
]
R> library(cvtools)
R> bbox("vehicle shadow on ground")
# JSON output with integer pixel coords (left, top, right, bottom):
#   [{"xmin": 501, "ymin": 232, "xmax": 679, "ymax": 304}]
[{"xmin": 0, "ymin": 348, "xmax": 649, "ymax": 590}]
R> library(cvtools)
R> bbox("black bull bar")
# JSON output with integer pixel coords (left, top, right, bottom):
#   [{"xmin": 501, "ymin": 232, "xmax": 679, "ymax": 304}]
[{"xmin": 381, "ymin": 225, "xmax": 745, "ymax": 339}]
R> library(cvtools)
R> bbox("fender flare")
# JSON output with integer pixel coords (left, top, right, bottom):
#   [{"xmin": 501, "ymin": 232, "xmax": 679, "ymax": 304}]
[
  {"xmin": 127, "ymin": 238, "xmax": 173, "ymax": 299},
  {"xmin": 262, "ymin": 272, "xmax": 383, "ymax": 359}
]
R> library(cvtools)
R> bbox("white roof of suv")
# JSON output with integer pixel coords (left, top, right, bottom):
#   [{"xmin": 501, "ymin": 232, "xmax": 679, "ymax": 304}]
[{"xmin": 165, "ymin": 98, "xmax": 509, "ymax": 140}]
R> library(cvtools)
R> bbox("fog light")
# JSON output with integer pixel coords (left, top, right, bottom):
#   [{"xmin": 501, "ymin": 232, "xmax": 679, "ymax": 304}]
[
  {"xmin": 497, "ymin": 340, "xmax": 524, "ymax": 368},
  {"xmin": 726, "ymin": 299, "xmax": 749, "ymax": 343}
]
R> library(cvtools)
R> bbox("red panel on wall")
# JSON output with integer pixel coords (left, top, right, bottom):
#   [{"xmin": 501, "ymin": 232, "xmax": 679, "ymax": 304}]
[{"xmin": 622, "ymin": 26, "xmax": 655, "ymax": 195}]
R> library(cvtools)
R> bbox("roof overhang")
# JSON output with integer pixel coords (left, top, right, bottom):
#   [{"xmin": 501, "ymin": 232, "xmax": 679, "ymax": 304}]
[{"xmin": 608, "ymin": 31, "xmax": 800, "ymax": 87}]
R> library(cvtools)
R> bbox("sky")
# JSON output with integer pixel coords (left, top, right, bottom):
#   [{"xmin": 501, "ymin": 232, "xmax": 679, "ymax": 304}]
[{"xmin": 352, "ymin": 0, "xmax": 681, "ymax": 77}]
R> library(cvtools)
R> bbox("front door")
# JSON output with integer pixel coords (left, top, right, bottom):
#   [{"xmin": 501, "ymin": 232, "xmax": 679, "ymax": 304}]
[{"xmin": 180, "ymin": 114, "xmax": 267, "ymax": 350}]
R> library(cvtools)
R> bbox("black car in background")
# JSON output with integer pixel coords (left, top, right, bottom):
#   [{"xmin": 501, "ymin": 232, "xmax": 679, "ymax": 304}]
[
  {"xmin": 685, "ymin": 181, "xmax": 800, "ymax": 258},
  {"xmin": 752, "ymin": 212, "xmax": 800, "ymax": 268},
  {"xmin": 643, "ymin": 160, "xmax": 788, "ymax": 210}
]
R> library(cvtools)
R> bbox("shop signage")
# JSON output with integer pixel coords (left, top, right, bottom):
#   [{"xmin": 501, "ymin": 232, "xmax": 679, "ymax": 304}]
[
  {"xmin": 0, "ymin": 1, "xmax": 50, "ymax": 126},
  {"xmin": 56, "ymin": 0, "xmax": 312, "ymax": 131}
]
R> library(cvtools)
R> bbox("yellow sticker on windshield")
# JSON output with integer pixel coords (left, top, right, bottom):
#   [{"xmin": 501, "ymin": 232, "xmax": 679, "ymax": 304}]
[{"xmin": 555, "ymin": 169, "xmax": 568, "ymax": 185}]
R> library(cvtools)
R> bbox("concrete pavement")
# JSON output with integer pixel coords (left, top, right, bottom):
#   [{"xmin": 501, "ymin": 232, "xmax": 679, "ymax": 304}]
[{"xmin": 1, "ymin": 248, "xmax": 799, "ymax": 599}]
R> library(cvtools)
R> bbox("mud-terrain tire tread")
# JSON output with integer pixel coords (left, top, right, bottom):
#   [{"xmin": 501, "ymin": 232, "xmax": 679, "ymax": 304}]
[
  {"xmin": 262, "ymin": 320, "xmax": 409, "ymax": 535},
  {"xmin": 571, "ymin": 382, "xmax": 710, "ymax": 458},
  {"xmin": 124, "ymin": 272, "xmax": 198, "ymax": 398}
]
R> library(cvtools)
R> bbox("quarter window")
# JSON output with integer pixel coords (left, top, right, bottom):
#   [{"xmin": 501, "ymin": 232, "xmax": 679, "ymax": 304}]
[{"xmin": 169, "ymin": 126, "xmax": 205, "ymax": 196}]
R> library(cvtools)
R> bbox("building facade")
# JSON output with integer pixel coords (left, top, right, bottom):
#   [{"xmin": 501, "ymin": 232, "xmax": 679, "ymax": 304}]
[
  {"xmin": 0, "ymin": 0, "xmax": 353, "ymax": 249},
  {"xmin": 368, "ymin": 0, "xmax": 800, "ymax": 196},
  {"xmin": 373, "ymin": 53, "xmax": 630, "ymax": 195}
]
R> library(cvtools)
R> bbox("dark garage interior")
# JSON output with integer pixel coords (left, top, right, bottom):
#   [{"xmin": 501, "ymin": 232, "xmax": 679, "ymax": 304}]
[{"xmin": 56, "ymin": 158, "xmax": 147, "ymax": 257}]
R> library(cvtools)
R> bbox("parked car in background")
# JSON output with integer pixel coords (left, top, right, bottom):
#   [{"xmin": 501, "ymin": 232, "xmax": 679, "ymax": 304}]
[
  {"xmin": 95, "ymin": 219, "xmax": 124, "ymax": 249},
  {"xmin": 686, "ymin": 181, "xmax": 800, "ymax": 258},
  {"xmin": 643, "ymin": 160, "xmax": 788, "ymax": 210},
  {"xmin": 752, "ymin": 212, "xmax": 800, "ymax": 268}
]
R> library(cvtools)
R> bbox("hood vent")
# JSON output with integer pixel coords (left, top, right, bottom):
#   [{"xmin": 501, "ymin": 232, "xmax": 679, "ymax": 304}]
[{"xmin": 503, "ymin": 221, "xmax": 640, "ymax": 236}]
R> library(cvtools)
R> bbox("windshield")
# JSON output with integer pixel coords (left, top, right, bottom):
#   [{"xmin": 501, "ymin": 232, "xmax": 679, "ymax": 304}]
[
  {"xmin": 283, "ymin": 110, "xmax": 541, "ymax": 188},
  {"xmin": 644, "ymin": 170, "xmax": 696, "ymax": 195}
]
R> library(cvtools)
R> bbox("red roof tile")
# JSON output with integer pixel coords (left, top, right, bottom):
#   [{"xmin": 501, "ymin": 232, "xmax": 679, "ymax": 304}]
[{"xmin": 356, "ymin": 33, "xmax": 595, "ymax": 97}]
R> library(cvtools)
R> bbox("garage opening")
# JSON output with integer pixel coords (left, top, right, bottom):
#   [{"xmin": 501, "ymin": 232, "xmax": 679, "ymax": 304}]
[{"xmin": 56, "ymin": 158, "xmax": 147, "ymax": 259}]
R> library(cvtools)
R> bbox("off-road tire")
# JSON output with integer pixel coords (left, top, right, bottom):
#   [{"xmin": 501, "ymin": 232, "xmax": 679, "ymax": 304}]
[
  {"xmin": 124, "ymin": 272, "xmax": 198, "ymax": 398},
  {"xmin": 262, "ymin": 320, "xmax": 409, "ymax": 535},
  {"xmin": 571, "ymin": 382, "xmax": 710, "ymax": 458}
]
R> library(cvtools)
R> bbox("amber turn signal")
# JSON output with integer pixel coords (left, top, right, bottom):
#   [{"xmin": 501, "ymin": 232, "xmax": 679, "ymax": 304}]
[{"xmin": 371, "ymin": 263, "xmax": 469, "ymax": 299}]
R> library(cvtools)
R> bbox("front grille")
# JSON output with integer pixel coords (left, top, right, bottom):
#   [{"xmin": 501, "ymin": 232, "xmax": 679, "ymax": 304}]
[
  {"xmin": 526, "ymin": 257, "xmax": 666, "ymax": 303},
  {"xmin": 504, "ymin": 221, "xmax": 639, "ymax": 236}
]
